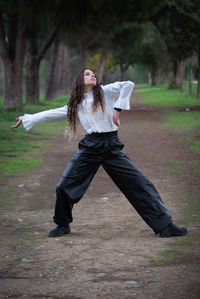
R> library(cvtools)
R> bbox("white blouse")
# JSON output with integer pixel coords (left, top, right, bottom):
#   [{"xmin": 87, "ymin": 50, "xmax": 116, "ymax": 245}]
[{"xmin": 22, "ymin": 81, "xmax": 135, "ymax": 133}]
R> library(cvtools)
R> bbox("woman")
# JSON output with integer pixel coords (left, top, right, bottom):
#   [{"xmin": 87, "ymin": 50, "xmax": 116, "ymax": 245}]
[{"xmin": 12, "ymin": 68, "xmax": 187, "ymax": 238}]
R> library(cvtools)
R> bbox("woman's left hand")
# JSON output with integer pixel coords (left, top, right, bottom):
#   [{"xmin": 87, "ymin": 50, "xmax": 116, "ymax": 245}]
[
  {"xmin": 11, "ymin": 116, "xmax": 23, "ymax": 128},
  {"xmin": 113, "ymin": 110, "xmax": 120, "ymax": 127}
]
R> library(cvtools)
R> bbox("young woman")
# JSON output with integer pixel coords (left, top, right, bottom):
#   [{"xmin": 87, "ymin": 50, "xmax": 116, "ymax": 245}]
[{"xmin": 12, "ymin": 68, "xmax": 187, "ymax": 238}]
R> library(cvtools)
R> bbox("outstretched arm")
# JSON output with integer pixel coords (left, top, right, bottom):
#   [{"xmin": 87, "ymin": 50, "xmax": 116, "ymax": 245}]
[
  {"xmin": 12, "ymin": 116, "xmax": 23, "ymax": 128},
  {"xmin": 11, "ymin": 105, "xmax": 68, "ymax": 131}
]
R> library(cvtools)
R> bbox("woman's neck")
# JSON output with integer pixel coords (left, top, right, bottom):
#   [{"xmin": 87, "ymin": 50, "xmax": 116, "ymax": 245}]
[{"xmin": 84, "ymin": 86, "xmax": 93, "ymax": 94}]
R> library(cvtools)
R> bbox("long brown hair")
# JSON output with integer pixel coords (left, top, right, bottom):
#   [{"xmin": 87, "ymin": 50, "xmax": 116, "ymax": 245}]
[{"xmin": 67, "ymin": 68, "xmax": 105, "ymax": 134}]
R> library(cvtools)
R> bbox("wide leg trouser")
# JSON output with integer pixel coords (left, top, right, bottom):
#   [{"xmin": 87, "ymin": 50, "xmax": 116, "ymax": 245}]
[{"xmin": 54, "ymin": 131, "xmax": 172, "ymax": 234}]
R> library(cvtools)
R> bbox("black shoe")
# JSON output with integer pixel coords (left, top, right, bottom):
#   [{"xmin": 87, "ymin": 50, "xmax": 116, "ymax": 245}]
[
  {"xmin": 48, "ymin": 224, "xmax": 71, "ymax": 237},
  {"xmin": 160, "ymin": 223, "xmax": 187, "ymax": 238}
]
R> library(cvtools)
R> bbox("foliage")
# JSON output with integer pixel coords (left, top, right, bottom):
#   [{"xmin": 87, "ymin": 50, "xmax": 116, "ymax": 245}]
[
  {"xmin": 151, "ymin": 0, "xmax": 200, "ymax": 61},
  {"xmin": 87, "ymin": 52, "xmax": 115, "ymax": 74},
  {"xmin": 111, "ymin": 23, "xmax": 144, "ymax": 70},
  {"xmin": 63, "ymin": 0, "xmax": 169, "ymax": 71},
  {"xmin": 139, "ymin": 23, "xmax": 170, "ymax": 69}
]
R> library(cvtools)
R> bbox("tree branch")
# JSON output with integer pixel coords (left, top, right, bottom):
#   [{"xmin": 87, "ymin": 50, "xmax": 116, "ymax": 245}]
[{"xmin": 38, "ymin": 25, "xmax": 58, "ymax": 63}]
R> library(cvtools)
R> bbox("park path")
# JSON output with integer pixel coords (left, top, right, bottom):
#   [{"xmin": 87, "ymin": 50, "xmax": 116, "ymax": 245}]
[{"xmin": 0, "ymin": 95, "xmax": 200, "ymax": 298}]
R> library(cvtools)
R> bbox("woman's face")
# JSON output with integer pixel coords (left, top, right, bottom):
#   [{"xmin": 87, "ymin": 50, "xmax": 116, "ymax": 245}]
[{"xmin": 83, "ymin": 69, "xmax": 97, "ymax": 89}]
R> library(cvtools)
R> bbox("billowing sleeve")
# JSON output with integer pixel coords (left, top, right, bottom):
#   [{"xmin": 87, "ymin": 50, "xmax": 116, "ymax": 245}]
[
  {"xmin": 103, "ymin": 81, "xmax": 135, "ymax": 110},
  {"xmin": 22, "ymin": 105, "xmax": 68, "ymax": 131}
]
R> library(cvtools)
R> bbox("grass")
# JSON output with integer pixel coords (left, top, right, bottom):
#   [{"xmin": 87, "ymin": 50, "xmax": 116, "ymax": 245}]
[
  {"xmin": 184, "ymin": 135, "xmax": 200, "ymax": 152},
  {"xmin": 0, "ymin": 184, "xmax": 19, "ymax": 208},
  {"xmin": 155, "ymin": 156, "xmax": 184, "ymax": 176},
  {"xmin": 0, "ymin": 156, "xmax": 43, "ymax": 176},
  {"xmin": 0, "ymin": 199, "xmax": 8, "ymax": 207},
  {"xmin": 162, "ymin": 111, "xmax": 200, "ymax": 130},
  {"xmin": 0, "ymin": 94, "xmax": 69, "ymax": 178},
  {"xmin": 162, "ymin": 112, "xmax": 200, "ymax": 154},
  {"xmin": 152, "ymin": 250, "xmax": 176, "ymax": 266},
  {"xmin": 174, "ymin": 238, "xmax": 189, "ymax": 245},
  {"xmin": 136, "ymin": 83, "xmax": 200, "ymax": 153},
  {"xmin": 136, "ymin": 82, "xmax": 200, "ymax": 108}
]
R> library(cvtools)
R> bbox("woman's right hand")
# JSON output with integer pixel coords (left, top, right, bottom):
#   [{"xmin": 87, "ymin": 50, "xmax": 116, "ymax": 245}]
[{"xmin": 11, "ymin": 116, "xmax": 23, "ymax": 128}]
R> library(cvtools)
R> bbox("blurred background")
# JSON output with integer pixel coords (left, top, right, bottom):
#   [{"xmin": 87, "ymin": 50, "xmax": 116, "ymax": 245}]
[{"xmin": 0, "ymin": 0, "xmax": 199, "ymax": 108}]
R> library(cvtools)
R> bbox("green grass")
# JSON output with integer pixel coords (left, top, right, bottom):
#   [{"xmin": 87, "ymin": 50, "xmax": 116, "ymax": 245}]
[
  {"xmin": 162, "ymin": 111, "xmax": 200, "ymax": 130},
  {"xmin": 174, "ymin": 238, "xmax": 189, "ymax": 245},
  {"xmin": 152, "ymin": 251, "xmax": 176, "ymax": 266},
  {"xmin": 184, "ymin": 135, "xmax": 200, "ymax": 152},
  {"xmin": 175, "ymin": 194, "xmax": 200, "ymax": 220},
  {"xmin": 0, "ymin": 94, "xmax": 69, "ymax": 178},
  {"xmin": 0, "ymin": 156, "xmax": 43, "ymax": 176},
  {"xmin": 161, "ymin": 112, "xmax": 200, "ymax": 153},
  {"xmin": 0, "ymin": 199, "xmax": 8, "ymax": 207},
  {"xmin": 0, "ymin": 184, "xmax": 20, "ymax": 208},
  {"xmin": 155, "ymin": 156, "xmax": 184, "ymax": 175},
  {"xmin": 137, "ymin": 82, "xmax": 200, "ymax": 108},
  {"xmin": 136, "ymin": 83, "xmax": 200, "ymax": 153}
]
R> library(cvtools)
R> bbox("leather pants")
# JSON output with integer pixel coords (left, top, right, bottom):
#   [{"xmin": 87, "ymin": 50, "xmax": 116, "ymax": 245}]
[{"xmin": 54, "ymin": 131, "xmax": 172, "ymax": 234}]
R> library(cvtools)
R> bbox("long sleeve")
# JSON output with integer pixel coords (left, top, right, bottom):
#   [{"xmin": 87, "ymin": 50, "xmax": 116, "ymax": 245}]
[
  {"xmin": 22, "ymin": 105, "xmax": 68, "ymax": 131},
  {"xmin": 103, "ymin": 81, "xmax": 135, "ymax": 110}
]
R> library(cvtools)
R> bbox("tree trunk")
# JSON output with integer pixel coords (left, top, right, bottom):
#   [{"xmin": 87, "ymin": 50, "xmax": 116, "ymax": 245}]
[
  {"xmin": 169, "ymin": 60, "xmax": 185, "ymax": 91},
  {"xmin": 45, "ymin": 41, "xmax": 60, "ymax": 101},
  {"xmin": 147, "ymin": 71, "xmax": 152, "ymax": 85},
  {"xmin": 175, "ymin": 60, "xmax": 185, "ymax": 92},
  {"xmin": 188, "ymin": 65, "xmax": 193, "ymax": 95},
  {"xmin": 58, "ymin": 43, "xmax": 71, "ymax": 94},
  {"xmin": 169, "ymin": 62, "xmax": 177, "ymax": 88},
  {"xmin": 3, "ymin": 58, "xmax": 24, "ymax": 108},
  {"xmin": 120, "ymin": 64, "xmax": 129, "ymax": 81},
  {"xmin": 79, "ymin": 43, "xmax": 88, "ymax": 70},
  {"xmin": 25, "ymin": 22, "xmax": 58, "ymax": 103},
  {"xmin": 0, "ymin": 58, "xmax": 4, "ymax": 95},
  {"xmin": 0, "ymin": 14, "xmax": 26, "ymax": 108},
  {"xmin": 45, "ymin": 41, "xmax": 71, "ymax": 100},
  {"xmin": 25, "ymin": 39, "xmax": 40, "ymax": 104},
  {"xmin": 151, "ymin": 65, "xmax": 161, "ymax": 86},
  {"xmin": 3, "ymin": 34, "xmax": 26, "ymax": 108},
  {"xmin": 197, "ymin": 49, "xmax": 200, "ymax": 99},
  {"xmin": 97, "ymin": 48, "xmax": 107, "ymax": 83},
  {"xmin": 188, "ymin": 53, "xmax": 196, "ymax": 95}
]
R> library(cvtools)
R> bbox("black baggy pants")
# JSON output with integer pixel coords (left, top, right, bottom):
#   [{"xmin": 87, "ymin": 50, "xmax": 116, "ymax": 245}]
[{"xmin": 54, "ymin": 131, "xmax": 172, "ymax": 234}]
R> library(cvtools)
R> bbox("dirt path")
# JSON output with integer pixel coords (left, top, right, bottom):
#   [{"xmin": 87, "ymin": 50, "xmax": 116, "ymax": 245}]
[{"xmin": 0, "ymin": 97, "xmax": 200, "ymax": 299}]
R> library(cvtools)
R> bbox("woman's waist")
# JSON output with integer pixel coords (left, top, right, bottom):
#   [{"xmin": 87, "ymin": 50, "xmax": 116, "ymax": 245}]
[{"xmin": 86, "ymin": 130, "xmax": 118, "ymax": 138}]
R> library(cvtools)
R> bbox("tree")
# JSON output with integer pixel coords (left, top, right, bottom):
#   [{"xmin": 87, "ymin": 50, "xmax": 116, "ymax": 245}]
[
  {"xmin": 87, "ymin": 0, "xmax": 168, "ymax": 81},
  {"xmin": 152, "ymin": 0, "xmax": 200, "ymax": 93},
  {"xmin": 0, "ymin": 56, "xmax": 4, "ymax": 95},
  {"xmin": 186, "ymin": 54, "xmax": 197, "ymax": 95},
  {"xmin": 45, "ymin": 39, "xmax": 71, "ymax": 100},
  {"xmin": 25, "ymin": 1, "xmax": 60, "ymax": 104},
  {"xmin": 139, "ymin": 23, "xmax": 170, "ymax": 86},
  {"xmin": 0, "ymin": 0, "xmax": 28, "ymax": 108},
  {"xmin": 88, "ymin": 52, "xmax": 114, "ymax": 82},
  {"xmin": 0, "ymin": 0, "xmax": 169, "ymax": 107},
  {"xmin": 63, "ymin": 0, "xmax": 169, "ymax": 81},
  {"xmin": 111, "ymin": 24, "xmax": 144, "ymax": 80}
]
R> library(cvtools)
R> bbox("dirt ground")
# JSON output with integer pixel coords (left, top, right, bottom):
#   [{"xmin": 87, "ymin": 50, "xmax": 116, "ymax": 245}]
[{"xmin": 0, "ymin": 96, "xmax": 200, "ymax": 299}]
